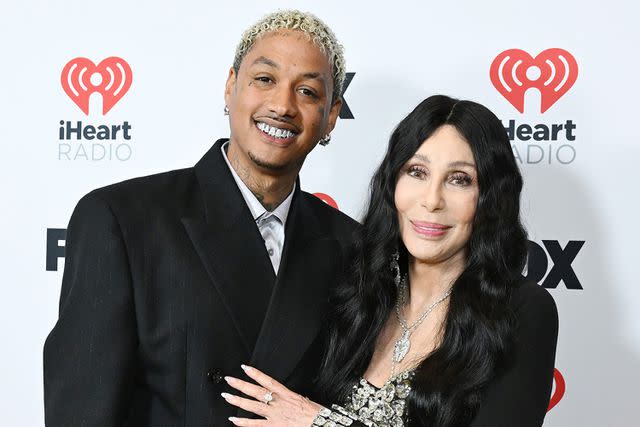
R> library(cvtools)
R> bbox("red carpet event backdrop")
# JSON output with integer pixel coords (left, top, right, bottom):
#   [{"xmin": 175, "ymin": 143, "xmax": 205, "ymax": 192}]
[{"xmin": 1, "ymin": 0, "xmax": 638, "ymax": 425}]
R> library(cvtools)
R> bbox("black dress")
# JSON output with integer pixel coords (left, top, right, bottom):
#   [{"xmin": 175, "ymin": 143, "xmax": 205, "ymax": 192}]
[{"xmin": 313, "ymin": 281, "xmax": 559, "ymax": 427}]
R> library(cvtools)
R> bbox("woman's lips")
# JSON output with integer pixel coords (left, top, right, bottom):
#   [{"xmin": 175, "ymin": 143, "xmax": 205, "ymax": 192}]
[{"xmin": 410, "ymin": 221, "xmax": 452, "ymax": 237}]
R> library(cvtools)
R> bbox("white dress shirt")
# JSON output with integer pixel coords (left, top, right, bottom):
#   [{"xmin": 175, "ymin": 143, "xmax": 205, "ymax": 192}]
[{"xmin": 221, "ymin": 142, "xmax": 294, "ymax": 274}]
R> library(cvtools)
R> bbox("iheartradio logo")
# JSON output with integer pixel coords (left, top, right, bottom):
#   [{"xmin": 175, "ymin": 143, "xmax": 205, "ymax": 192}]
[
  {"xmin": 313, "ymin": 192, "xmax": 339, "ymax": 210},
  {"xmin": 61, "ymin": 57, "xmax": 132, "ymax": 115},
  {"xmin": 547, "ymin": 368, "xmax": 566, "ymax": 412},
  {"xmin": 490, "ymin": 49, "xmax": 578, "ymax": 113}
]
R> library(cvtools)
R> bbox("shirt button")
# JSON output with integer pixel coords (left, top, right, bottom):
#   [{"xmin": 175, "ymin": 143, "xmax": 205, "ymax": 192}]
[
  {"xmin": 207, "ymin": 370, "xmax": 224, "ymax": 384},
  {"xmin": 268, "ymin": 248, "xmax": 274, "ymax": 256}
]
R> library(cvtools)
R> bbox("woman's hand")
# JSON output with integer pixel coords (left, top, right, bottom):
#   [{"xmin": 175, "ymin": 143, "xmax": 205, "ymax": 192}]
[{"xmin": 222, "ymin": 364, "xmax": 323, "ymax": 426}]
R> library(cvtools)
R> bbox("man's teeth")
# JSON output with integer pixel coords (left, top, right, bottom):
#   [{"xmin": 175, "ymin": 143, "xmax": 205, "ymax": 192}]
[{"xmin": 257, "ymin": 122, "xmax": 295, "ymax": 139}]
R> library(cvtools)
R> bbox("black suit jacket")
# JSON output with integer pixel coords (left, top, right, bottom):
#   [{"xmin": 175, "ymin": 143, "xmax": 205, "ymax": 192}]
[
  {"xmin": 327, "ymin": 280, "xmax": 558, "ymax": 427},
  {"xmin": 44, "ymin": 139, "xmax": 359, "ymax": 426}
]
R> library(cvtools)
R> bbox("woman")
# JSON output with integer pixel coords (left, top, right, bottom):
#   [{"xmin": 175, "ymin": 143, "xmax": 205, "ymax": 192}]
[{"xmin": 221, "ymin": 95, "xmax": 559, "ymax": 426}]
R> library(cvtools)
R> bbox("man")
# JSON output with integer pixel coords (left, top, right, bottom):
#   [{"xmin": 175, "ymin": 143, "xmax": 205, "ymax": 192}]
[{"xmin": 44, "ymin": 10, "xmax": 358, "ymax": 426}]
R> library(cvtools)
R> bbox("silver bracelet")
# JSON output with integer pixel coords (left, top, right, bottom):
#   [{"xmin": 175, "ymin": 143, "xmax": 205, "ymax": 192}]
[{"xmin": 312, "ymin": 406, "xmax": 355, "ymax": 426}]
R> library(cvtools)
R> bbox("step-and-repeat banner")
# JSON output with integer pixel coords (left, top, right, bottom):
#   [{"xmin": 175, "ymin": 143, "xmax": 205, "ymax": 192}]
[{"xmin": 1, "ymin": 0, "xmax": 638, "ymax": 425}]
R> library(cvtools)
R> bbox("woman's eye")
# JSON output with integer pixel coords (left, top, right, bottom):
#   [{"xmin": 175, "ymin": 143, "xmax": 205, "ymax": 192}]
[
  {"xmin": 407, "ymin": 167, "xmax": 427, "ymax": 179},
  {"xmin": 450, "ymin": 173, "xmax": 472, "ymax": 186}
]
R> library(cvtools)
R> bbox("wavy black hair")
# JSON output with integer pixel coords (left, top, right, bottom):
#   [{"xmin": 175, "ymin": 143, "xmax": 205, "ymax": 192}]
[{"xmin": 318, "ymin": 95, "xmax": 527, "ymax": 426}]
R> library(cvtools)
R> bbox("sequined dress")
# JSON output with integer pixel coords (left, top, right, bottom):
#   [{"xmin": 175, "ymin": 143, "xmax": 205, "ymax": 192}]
[{"xmin": 312, "ymin": 371, "xmax": 414, "ymax": 427}]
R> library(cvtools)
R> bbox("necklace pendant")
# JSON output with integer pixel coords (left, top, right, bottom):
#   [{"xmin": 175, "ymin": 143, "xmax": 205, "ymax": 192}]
[{"xmin": 393, "ymin": 330, "xmax": 411, "ymax": 363}]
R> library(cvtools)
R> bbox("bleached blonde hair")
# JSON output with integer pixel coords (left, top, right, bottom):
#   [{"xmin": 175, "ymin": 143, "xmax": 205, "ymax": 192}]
[{"xmin": 233, "ymin": 10, "xmax": 346, "ymax": 102}]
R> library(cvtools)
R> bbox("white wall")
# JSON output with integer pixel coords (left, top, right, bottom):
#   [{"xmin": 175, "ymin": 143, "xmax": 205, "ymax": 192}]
[{"xmin": 1, "ymin": 0, "xmax": 638, "ymax": 425}]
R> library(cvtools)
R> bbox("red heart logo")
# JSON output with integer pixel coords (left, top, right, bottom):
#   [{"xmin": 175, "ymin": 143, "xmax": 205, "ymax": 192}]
[
  {"xmin": 547, "ymin": 368, "xmax": 566, "ymax": 412},
  {"xmin": 313, "ymin": 193, "xmax": 339, "ymax": 210},
  {"xmin": 490, "ymin": 49, "xmax": 578, "ymax": 113},
  {"xmin": 61, "ymin": 57, "xmax": 132, "ymax": 115}
]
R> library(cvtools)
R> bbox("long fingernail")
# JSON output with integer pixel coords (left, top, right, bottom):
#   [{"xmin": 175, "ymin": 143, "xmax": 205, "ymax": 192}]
[
  {"xmin": 229, "ymin": 417, "xmax": 238, "ymax": 423},
  {"xmin": 224, "ymin": 376, "xmax": 235, "ymax": 384},
  {"xmin": 221, "ymin": 392, "xmax": 232, "ymax": 399},
  {"xmin": 241, "ymin": 364, "xmax": 251, "ymax": 372}
]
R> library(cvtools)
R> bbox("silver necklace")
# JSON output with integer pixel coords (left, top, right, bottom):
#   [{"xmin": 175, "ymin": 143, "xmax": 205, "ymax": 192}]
[{"xmin": 391, "ymin": 275, "xmax": 452, "ymax": 377}]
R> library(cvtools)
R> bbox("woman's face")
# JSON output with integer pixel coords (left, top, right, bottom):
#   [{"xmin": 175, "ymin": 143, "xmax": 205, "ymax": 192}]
[{"xmin": 395, "ymin": 125, "xmax": 479, "ymax": 268}]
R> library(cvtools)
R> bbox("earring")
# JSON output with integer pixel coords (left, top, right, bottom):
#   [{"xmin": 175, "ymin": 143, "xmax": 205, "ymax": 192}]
[
  {"xmin": 224, "ymin": 105, "xmax": 229, "ymax": 116},
  {"xmin": 318, "ymin": 133, "xmax": 331, "ymax": 146},
  {"xmin": 390, "ymin": 250, "xmax": 401, "ymax": 286}
]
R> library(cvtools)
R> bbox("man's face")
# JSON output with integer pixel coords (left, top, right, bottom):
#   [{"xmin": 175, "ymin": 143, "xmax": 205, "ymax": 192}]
[{"xmin": 224, "ymin": 29, "xmax": 341, "ymax": 175}]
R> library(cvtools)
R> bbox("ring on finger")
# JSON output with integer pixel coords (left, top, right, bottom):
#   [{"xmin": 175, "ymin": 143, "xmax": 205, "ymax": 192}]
[{"xmin": 263, "ymin": 390, "xmax": 274, "ymax": 405}]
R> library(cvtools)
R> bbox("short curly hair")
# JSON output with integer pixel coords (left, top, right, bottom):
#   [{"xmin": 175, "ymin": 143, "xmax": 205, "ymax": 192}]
[{"xmin": 233, "ymin": 10, "xmax": 346, "ymax": 102}]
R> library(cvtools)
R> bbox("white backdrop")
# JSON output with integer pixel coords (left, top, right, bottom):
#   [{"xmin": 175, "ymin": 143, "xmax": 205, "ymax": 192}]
[{"xmin": 1, "ymin": 0, "xmax": 639, "ymax": 425}]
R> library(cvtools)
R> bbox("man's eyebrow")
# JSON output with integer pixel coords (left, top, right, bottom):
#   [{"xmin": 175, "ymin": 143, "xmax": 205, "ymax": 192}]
[
  {"xmin": 251, "ymin": 59, "xmax": 326, "ymax": 83},
  {"xmin": 252, "ymin": 56, "xmax": 278, "ymax": 68},
  {"xmin": 302, "ymin": 72, "xmax": 325, "ymax": 82}
]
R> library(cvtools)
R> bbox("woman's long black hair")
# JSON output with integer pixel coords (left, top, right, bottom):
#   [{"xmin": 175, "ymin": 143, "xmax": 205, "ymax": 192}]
[{"xmin": 318, "ymin": 95, "xmax": 528, "ymax": 426}]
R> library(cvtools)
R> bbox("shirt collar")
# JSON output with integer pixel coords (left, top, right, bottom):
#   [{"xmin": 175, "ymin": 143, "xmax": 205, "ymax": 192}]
[{"xmin": 221, "ymin": 141, "xmax": 295, "ymax": 226}]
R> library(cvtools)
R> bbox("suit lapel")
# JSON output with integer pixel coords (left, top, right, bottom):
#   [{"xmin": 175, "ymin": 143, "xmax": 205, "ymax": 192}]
[
  {"xmin": 183, "ymin": 139, "xmax": 341, "ymax": 379},
  {"xmin": 250, "ymin": 193, "xmax": 340, "ymax": 381},
  {"xmin": 182, "ymin": 139, "xmax": 276, "ymax": 354}
]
